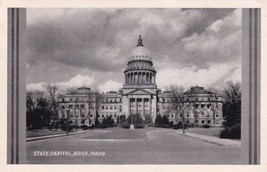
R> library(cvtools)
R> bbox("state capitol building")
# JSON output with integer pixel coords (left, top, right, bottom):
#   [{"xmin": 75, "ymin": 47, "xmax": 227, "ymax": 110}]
[{"xmin": 58, "ymin": 36, "xmax": 224, "ymax": 127}]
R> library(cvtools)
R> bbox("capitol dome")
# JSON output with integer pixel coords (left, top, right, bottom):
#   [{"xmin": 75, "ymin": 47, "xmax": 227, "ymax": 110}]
[
  {"xmin": 123, "ymin": 35, "xmax": 157, "ymax": 86},
  {"xmin": 129, "ymin": 35, "xmax": 152, "ymax": 61}
]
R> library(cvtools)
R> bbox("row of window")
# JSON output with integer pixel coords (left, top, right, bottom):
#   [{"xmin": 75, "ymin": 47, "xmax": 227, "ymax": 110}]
[
  {"xmin": 62, "ymin": 104, "xmax": 85, "ymax": 109},
  {"xmin": 159, "ymin": 97, "xmax": 220, "ymax": 102},
  {"xmin": 101, "ymin": 105, "xmax": 122, "ymax": 111},
  {"xmin": 101, "ymin": 98, "xmax": 122, "ymax": 103}
]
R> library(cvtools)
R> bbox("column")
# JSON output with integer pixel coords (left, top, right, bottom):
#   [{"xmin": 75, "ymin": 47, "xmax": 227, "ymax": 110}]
[
  {"xmin": 135, "ymin": 98, "xmax": 138, "ymax": 114},
  {"xmin": 142, "ymin": 98, "xmax": 145, "ymax": 119},
  {"xmin": 154, "ymin": 73, "xmax": 156, "ymax": 84},
  {"xmin": 128, "ymin": 98, "xmax": 131, "ymax": 116},
  {"xmin": 149, "ymin": 98, "xmax": 152, "ymax": 116},
  {"xmin": 137, "ymin": 72, "xmax": 140, "ymax": 84},
  {"xmin": 143, "ymin": 72, "xmax": 145, "ymax": 83},
  {"xmin": 132, "ymin": 73, "xmax": 134, "ymax": 84},
  {"xmin": 152, "ymin": 73, "xmax": 154, "ymax": 84}
]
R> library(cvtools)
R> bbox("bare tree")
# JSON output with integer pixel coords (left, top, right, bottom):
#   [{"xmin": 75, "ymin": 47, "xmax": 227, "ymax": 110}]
[
  {"xmin": 167, "ymin": 85, "xmax": 187, "ymax": 134},
  {"xmin": 47, "ymin": 84, "xmax": 59, "ymax": 129},
  {"xmin": 81, "ymin": 91, "xmax": 102, "ymax": 127},
  {"xmin": 26, "ymin": 91, "xmax": 49, "ymax": 129}
]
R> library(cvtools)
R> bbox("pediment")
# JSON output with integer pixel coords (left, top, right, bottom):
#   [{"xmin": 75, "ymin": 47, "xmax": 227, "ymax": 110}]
[{"xmin": 126, "ymin": 88, "xmax": 153, "ymax": 95}]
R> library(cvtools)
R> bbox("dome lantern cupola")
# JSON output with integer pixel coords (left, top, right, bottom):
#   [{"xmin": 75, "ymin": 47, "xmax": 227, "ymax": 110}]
[{"xmin": 137, "ymin": 35, "xmax": 144, "ymax": 47}]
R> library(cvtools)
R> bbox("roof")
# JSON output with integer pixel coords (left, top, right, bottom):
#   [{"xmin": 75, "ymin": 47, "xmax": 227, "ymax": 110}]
[
  {"xmin": 183, "ymin": 86, "xmax": 214, "ymax": 95},
  {"xmin": 129, "ymin": 35, "xmax": 152, "ymax": 62}
]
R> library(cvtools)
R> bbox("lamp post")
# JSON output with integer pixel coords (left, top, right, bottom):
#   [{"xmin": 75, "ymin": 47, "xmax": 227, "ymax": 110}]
[
  {"xmin": 41, "ymin": 115, "xmax": 43, "ymax": 130},
  {"xmin": 75, "ymin": 113, "xmax": 78, "ymax": 132},
  {"xmin": 66, "ymin": 107, "xmax": 70, "ymax": 135}
]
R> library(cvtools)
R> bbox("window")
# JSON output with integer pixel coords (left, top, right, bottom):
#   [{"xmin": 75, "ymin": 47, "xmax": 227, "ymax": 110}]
[
  {"xmin": 102, "ymin": 105, "xmax": 104, "ymax": 109},
  {"xmin": 114, "ymin": 106, "xmax": 117, "ymax": 109},
  {"xmin": 90, "ymin": 115, "xmax": 93, "ymax": 117},
  {"xmin": 171, "ymin": 115, "xmax": 174, "ymax": 117},
  {"xmin": 102, "ymin": 115, "xmax": 104, "ymax": 118},
  {"xmin": 207, "ymin": 120, "xmax": 211, "ymax": 124},
  {"xmin": 202, "ymin": 120, "xmax": 205, "ymax": 124},
  {"xmin": 62, "ymin": 105, "xmax": 65, "ymax": 109},
  {"xmin": 110, "ymin": 106, "xmax": 113, "ymax": 109},
  {"xmin": 81, "ymin": 105, "xmax": 84, "ymax": 109}
]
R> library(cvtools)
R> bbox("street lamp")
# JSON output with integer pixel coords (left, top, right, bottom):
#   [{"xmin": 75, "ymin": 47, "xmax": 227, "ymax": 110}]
[
  {"xmin": 66, "ymin": 107, "xmax": 70, "ymax": 135},
  {"xmin": 41, "ymin": 115, "xmax": 43, "ymax": 130},
  {"xmin": 75, "ymin": 113, "xmax": 78, "ymax": 132}
]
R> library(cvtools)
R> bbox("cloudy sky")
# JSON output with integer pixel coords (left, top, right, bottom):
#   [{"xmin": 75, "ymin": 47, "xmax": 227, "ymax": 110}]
[{"xmin": 26, "ymin": 8, "xmax": 241, "ymax": 93}]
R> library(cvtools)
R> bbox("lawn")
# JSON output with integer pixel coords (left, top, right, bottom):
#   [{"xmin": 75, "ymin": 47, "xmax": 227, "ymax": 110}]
[
  {"xmin": 187, "ymin": 127, "xmax": 224, "ymax": 138},
  {"xmin": 84, "ymin": 127, "xmax": 148, "ymax": 140},
  {"xmin": 27, "ymin": 129, "xmax": 71, "ymax": 138}
]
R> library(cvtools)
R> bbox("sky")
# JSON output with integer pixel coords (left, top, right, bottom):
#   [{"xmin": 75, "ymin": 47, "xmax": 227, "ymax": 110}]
[{"xmin": 26, "ymin": 8, "xmax": 241, "ymax": 93}]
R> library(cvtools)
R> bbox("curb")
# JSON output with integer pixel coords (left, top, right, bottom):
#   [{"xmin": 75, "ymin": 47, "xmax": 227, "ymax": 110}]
[
  {"xmin": 26, "ymin": 131, "xmax": 86, "ymax": 142},
  {"xmin": 177, "ymin": 131, "xmax": 241, "ymax": 147}
]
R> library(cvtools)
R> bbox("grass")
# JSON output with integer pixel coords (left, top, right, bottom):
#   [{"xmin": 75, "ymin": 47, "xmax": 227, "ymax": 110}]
[
  {"xmin": 187, "ymin": 127, "xmax": 224, "ymax": 138},
  {"xmin": 26, "ymin": 128, "xmax": 74, "ymax": 138},
  {"xmin": 84, "ymin": 127, "xmax": 147, "ymax": 140}
]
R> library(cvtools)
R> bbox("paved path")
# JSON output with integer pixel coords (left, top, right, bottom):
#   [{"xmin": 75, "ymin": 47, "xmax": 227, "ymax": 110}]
[
  {"xmin": 26, "ymin": 128, "xmax": 241, "ymax": 164},
  {"xmin": 177, "ymin": 131, "xmax": 241, "ymax": 146}
]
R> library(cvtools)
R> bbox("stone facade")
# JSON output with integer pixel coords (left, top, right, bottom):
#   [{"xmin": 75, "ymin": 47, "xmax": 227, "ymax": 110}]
[{"xmin": 58, "ymin": 35, "xmax": 223, "ymax": 127}]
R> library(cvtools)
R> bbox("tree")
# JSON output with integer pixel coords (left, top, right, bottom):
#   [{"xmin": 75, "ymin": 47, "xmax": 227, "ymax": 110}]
[
  {"xmin": 47, "ymin": 84, "xmax": 59, "ymax": 129},
  {"xmin": 26, "ymin": 91, "xmax": 50, "ymax": 129},
  {"xmin": 126, "ymin": 114, "xmax": 144, "ymax": 128},
  {"xmin": 223, "ymin": 81, "xmax": 241, "ymax": 127},
  {"xmin": 220, "ymin": 81, "xmax": 241, "ymax": 139},
  {"xmin": 167, "ymin": 85, "xmax": 187, "ymax": 133},
  {"xmin": 81, "ymin": 91, "xmax": 100, "ymax": 127},
  {"xmin": 154, "ymin": 115, "xmax": 162, "ymax": 127}
]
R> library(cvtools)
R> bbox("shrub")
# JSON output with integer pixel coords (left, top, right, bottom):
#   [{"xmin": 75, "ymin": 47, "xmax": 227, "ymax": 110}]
[
  {"xmin": 202, "ymin": 124, "xmax": 211, "ymax": 129},
  {"xmin": 220, "ymin": 123, "xmax": 240, "ymax": 139},
  {"xmin": 172, "ymin": 124, "xmax": 179, "ymax": 129},
  {"xmin": 135, "ymin": 123, "xmax": 145, "ymax": 129},
  {"xmin": 127, "ymin": 114, "xmax": 144, "ymax": 125},
  {"xmin": 154, "ymin": 115, "xmax": 163, "ymax": 127},
  {"xmin": 80, "ymin": 125, "xmax": 89, "ymax": 130},
  {"xmin": 147, "ymin": 123, "xmax": 154, "ymax": 127},
  {"xmin": 121, "ymin": 122, "xmax": 130, "ymax": 129},
  {"xmin": 60, "ymin": 124, "xmax": 73, "ymax": 131}
]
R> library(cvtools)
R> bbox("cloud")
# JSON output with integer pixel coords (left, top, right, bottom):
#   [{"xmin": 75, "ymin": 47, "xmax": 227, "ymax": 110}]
[
  {"xmin": 98, "ymin": 80, "xmax": 123, "ymax": 93},
  {"xmin": 26, "ymin": 8, "xmax": 241, "ymax": 91},
  {"xmin": 157, "ymin": 61, "xmax": 241, "ymax": 91},
  {"xmin": 27, "ymin": 74, "xmax": 95, "ymax": 93}
]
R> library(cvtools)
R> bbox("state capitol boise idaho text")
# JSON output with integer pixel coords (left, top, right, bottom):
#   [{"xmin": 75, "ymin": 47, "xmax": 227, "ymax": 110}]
[{"xmin": 33, "ymin": 151, "xmax": 105, "ymax": 157}]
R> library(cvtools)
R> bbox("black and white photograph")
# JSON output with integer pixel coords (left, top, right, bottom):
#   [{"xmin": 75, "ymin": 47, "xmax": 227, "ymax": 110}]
[
  {"xmin": 23, "ymin": 8, "xmax": 243, "ymax": 164},
  {"xmin": 3, "ymin": 1, "xmax": 262, "ymax": 168}
]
